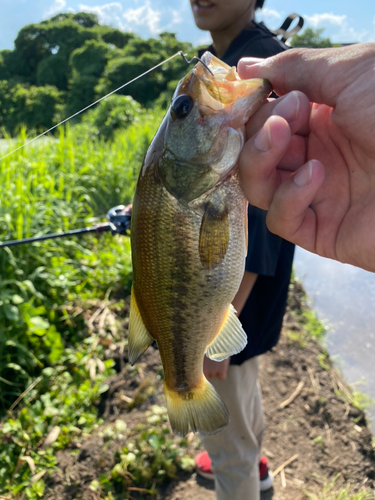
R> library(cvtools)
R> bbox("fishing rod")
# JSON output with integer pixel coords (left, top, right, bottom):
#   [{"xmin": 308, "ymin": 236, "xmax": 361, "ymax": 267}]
[{"xmin": 0, "ymin": 205, "xmax": 131, "ymax": 248}]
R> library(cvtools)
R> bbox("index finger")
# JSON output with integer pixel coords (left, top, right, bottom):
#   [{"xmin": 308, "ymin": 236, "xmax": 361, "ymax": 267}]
[{"xmin": 237, "ymin": 44, "xmax": 375, "ymax": 108}]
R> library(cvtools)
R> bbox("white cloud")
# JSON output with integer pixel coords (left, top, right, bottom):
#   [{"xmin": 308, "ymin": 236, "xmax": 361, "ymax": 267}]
[
  {"xmin": 256, "ymin": 8, "xmax": 283, "ymax": 30},
  {"xmin": 79, "ymin": 2, "xmax": 124, "ymax": 30},
  {"xmin": 304, "ymin": 13, "xmax": 347, "ymax": 28},
  {"xmin": 171, "ymin": 9, "xmax": 183, "ymax": 25},
  {"xmin": 44, "ymin": 0, "xmax": 66, "ymax": 19},
  {"xmin": 260, "ymin": 8, "xmax": 282, "ymax": 21},
  {"xmin": 123, "ymin": 1, "xmax": 162, "ymax": 34},
  {"xmin": 75, "ymin": 1, "xmax": 190, "ymax": 39},
  {"xmin": 304, "ymin": 12, "xmax": 369, "ymax": 43}
]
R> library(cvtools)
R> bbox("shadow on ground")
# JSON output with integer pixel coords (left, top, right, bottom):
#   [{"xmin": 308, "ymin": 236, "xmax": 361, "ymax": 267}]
[
  {"xmin": 195, "ymin": 475, "xmax": 215, "ymax": 490},
  {"xmin": 194, "ymin": 474, "xmax": 274, "ymax": 498}
]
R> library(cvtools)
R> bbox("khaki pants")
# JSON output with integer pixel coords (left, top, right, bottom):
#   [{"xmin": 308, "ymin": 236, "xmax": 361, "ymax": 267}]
[{"xmin": 199, "ymin": 356, "xmax": 264, "ymax": 500}]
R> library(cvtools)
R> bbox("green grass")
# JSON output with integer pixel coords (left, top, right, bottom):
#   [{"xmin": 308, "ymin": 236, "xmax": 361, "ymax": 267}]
[
  {"xmin": 304, "ymin": 475, "xmax": 373, "ymax": 500},
  {"xmin": 0, "ymin": 115, "xmax": 165, "ymax": 498},
  {"xmin": 93, "ymin": 406, "xmax": 195, "ymax": 499},
  {"xmin": 0, "ymin": 338, "xmax": 115, "ymax": 499},
  {"xmin": 300, "ymin": 308, "xmax": 327, "ymax": 341},
  {"xmin": 0, "ymin": 115, "xmax": 161, "ymax": 410},
  {"xmin": 335, "ymin": 384, "xmax": 375, "ymax": 413}
]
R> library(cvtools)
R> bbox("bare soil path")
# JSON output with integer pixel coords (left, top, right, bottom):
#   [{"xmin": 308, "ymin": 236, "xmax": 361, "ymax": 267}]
[{"xmin": 45, "ymin": 281, "xmax": 375, "ymax": 499}]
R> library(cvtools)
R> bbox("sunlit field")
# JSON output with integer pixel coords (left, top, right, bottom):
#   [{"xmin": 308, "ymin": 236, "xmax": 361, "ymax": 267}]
[{"xmin": 0, "ymin": 117, "xmax": 165, "ymax": 497}]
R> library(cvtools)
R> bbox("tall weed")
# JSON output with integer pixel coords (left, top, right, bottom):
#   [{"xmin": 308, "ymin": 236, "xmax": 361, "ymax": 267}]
[{"xmin": 0, "ymin": 111, "xmax": 161, "ymax": 409}]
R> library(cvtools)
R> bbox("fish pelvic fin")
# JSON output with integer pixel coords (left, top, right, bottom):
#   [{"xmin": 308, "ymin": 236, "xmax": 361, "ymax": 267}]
[
  {"xmin": 164, "ymin": 378, "xmax": 229, "ymax": 437},
  {"xmin": 205, "ymin": 304, "xmax": 247, "ymax": 361},
  {"xmin": 128, "ymin": 287, "xmax": 154, "ymax": 366}
]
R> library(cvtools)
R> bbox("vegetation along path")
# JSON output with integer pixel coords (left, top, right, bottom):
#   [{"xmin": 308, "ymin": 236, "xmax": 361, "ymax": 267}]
[{"xmin": 39, "ymin": 280, "xmax": 375, "ymax": 500}]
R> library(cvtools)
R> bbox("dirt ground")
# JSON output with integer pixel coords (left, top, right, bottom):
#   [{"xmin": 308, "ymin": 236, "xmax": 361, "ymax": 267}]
[{"xmin": 45, "ymin": 281, "xmax": 375, "ymax": 499}]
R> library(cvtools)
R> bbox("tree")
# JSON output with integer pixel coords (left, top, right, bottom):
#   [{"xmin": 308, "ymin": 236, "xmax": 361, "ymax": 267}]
[
  {"xmin": 67, "ymin": 39, "xmax": 114, "ymax": 115},
  {"xmin": 290, "ymin": 28, "xmax": 333, "ymax": 48},
  {"xmin": 48, "ymin": 12, "xmax": 99, "ymax": 28},
  {"xmin": 96, "ymin": 33, "xmax": 194, "ymax": 107},
  {"xmin": 0, "ymin": 83, "xmax": 63, "ymax": 134},
  {"xmin": 12, "ymin": 16, "xmax": 100, "ymax": 87},
  {"xmin": 100, "ymin": 28, "xmax": 135, "ymax": 48},
  {"xmin": 0, "ymin": 13, "xmax": 196, "ymax": 134},
  {"xmin": 36, "ymin": 53, "xmax": 69, "ymax": 89}
]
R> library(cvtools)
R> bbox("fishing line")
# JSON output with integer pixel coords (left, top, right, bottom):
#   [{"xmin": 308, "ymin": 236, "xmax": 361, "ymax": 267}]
[{"xmin": 0, "ymin": 50, "xmax": 205, "ymax": 162}]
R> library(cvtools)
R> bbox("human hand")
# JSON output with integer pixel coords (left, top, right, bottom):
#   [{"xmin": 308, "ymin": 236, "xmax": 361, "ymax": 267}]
[
  {"xmin": 237, "ymin": 43, "xmax": 375, "ymax": 272},
  {"xmin": 203, "ymin": 355, "xmax": 230, "ymax": 381}
]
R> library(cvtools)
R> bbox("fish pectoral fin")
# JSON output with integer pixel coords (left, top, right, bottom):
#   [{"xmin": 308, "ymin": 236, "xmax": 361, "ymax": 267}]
[
  {"xmin": 128, "ymin": 287, "xmax": 154, "ymax": 366},
  {"xmin": 206, "ymin": 304, "xmax": 247, "ymax": 361},
  {"xmin": 199, "ymin": 198, "xmax": 229, "ymax": 270}
]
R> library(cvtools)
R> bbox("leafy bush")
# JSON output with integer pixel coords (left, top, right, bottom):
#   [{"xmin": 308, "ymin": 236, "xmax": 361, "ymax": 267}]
[
  {"xmin": 82, "ymin": 95, "xmax": 144, "ymax": 140},
  {"xmin": 94, "ymin": 406, "xmax": 195, "ymax": 498}
]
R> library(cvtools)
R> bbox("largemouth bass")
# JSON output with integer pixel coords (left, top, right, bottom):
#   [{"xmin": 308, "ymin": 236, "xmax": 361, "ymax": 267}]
[{"xmin": 129, "ymin": 52, "xmax": 271, "ymax": 436}]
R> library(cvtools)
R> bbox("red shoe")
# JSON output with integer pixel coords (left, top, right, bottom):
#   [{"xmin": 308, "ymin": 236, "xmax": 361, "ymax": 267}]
[
  {"xmin": 259, "ymin": 456, "xmax": 274, "ymax": 491},
  {"xmin": 195, "ymin": 452, "xmax": 274, "ymax": 491},
  {"xmin": 195, "ymin": 451, "xmax": 214, "ymax": 480}
]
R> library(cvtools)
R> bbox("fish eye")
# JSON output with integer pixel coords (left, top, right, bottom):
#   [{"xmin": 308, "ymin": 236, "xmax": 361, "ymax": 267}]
[{"xmin": 171, "ymin": 94, "xmax": 194, "ymax": 120}]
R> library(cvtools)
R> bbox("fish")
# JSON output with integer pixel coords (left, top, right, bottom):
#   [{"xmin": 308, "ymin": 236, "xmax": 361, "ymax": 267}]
[{"xmin": 129, "ymin": 51, "xmax": 271, "ymax": 436}]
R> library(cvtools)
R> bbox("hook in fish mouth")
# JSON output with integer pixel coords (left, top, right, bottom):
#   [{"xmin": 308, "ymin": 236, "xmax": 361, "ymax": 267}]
[{"xmin": 178, "ymin": 51, "xmax": 214, "ymax": 77}]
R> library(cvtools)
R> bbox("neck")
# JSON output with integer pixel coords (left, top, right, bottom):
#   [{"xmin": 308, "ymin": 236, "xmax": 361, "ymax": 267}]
[{"xmin": 210, "ymin": 8, "xmax": 255, "ymax": 58}]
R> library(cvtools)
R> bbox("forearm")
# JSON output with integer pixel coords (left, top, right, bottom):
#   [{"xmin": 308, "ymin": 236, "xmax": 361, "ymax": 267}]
[{"xmin": 232, "ymin": 270, "xmax": 258, "ymax": 316}]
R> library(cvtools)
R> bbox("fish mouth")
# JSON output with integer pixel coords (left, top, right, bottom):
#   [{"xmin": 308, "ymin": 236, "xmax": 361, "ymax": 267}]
[
  {"xmin": 199, "ymin": 52, "xmax": 271, "ymax": 107},
  {"xmin": 176, "ymin": 52, "xmax": 271, "ymax": 126}
]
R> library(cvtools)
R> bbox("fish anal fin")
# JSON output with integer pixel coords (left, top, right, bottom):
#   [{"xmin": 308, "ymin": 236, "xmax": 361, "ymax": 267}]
[
  {"xmin": 199, "ymin": 198, "xmax": 229, "ymax": 270},
  {"xmin": 128, "ymin": 287, "xmax": 154, "ymax": 365},
  {"xmin": 206, "ymin": 304, "xmax": 247, "ymax": 361},
  {"xmin": 164, "ymin": 378, "xmax": 229, "ymax": 436}
]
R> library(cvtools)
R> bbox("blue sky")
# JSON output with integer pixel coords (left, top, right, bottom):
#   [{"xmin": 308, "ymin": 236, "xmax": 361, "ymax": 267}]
[{"xmin": 1, "ymin": 0, "xmax": 374, "ymax": 51}]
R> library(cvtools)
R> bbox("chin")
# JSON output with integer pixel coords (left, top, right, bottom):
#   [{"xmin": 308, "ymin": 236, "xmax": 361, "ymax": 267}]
[{"xmin": 194, "ymin": 18, "xmax": 217, "ymax": 31}]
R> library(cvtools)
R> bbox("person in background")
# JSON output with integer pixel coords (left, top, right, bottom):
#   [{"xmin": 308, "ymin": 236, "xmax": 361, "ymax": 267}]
[
  {"xmin": 189, "ymin": 1, "xmax": 298, "ymax": 498},
  {"xmin": 236, "ymin": 43, "xmax": 375, "ymax": 274}
]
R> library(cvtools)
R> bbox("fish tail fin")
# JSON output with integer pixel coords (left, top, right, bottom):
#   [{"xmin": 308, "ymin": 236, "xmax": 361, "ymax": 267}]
[{"xmin": 164, "ymin": 378, "xmax": 229, "ymax": 436}]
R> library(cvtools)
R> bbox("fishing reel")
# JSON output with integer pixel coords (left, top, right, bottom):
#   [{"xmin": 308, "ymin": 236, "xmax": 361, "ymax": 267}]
[
  {"xmin": 106, "ymin": 205, "xmax": 132, "ymax": 236},
  {"xmin": 0, "ymin": 205, "xmax": 132, "ymax": 248}
]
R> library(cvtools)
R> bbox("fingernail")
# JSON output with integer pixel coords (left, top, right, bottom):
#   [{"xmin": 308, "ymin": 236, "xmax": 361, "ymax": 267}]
[
  {"xmin": 294, "ymin": 161, "xmax": 313, "ymax": 188},
  {"xmin": 254, "ymin": 122, "xmax": 272, "ymax": 152},
  {"xmin": 273, "ymin": 91, "xmax": 299, "ymax": 123}
]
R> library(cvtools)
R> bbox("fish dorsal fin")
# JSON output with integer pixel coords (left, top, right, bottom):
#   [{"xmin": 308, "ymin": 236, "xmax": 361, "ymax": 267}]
[
  {"xmin": 205, "ymin": 305, "xmax": 247, "ymax": 361},
  {"xmin": 199, "ymin": 197, "xmax": 229, "ymax": 270},
  {"xmin": 128, "ymin": 287, "xmax": 154, "ymax": 365}
]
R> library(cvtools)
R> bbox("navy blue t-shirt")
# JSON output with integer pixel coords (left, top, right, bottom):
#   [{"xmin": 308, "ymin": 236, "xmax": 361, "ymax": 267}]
[{"xmin": 200, "ymin": 22, "xmax": 295, "ymax": 364}]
